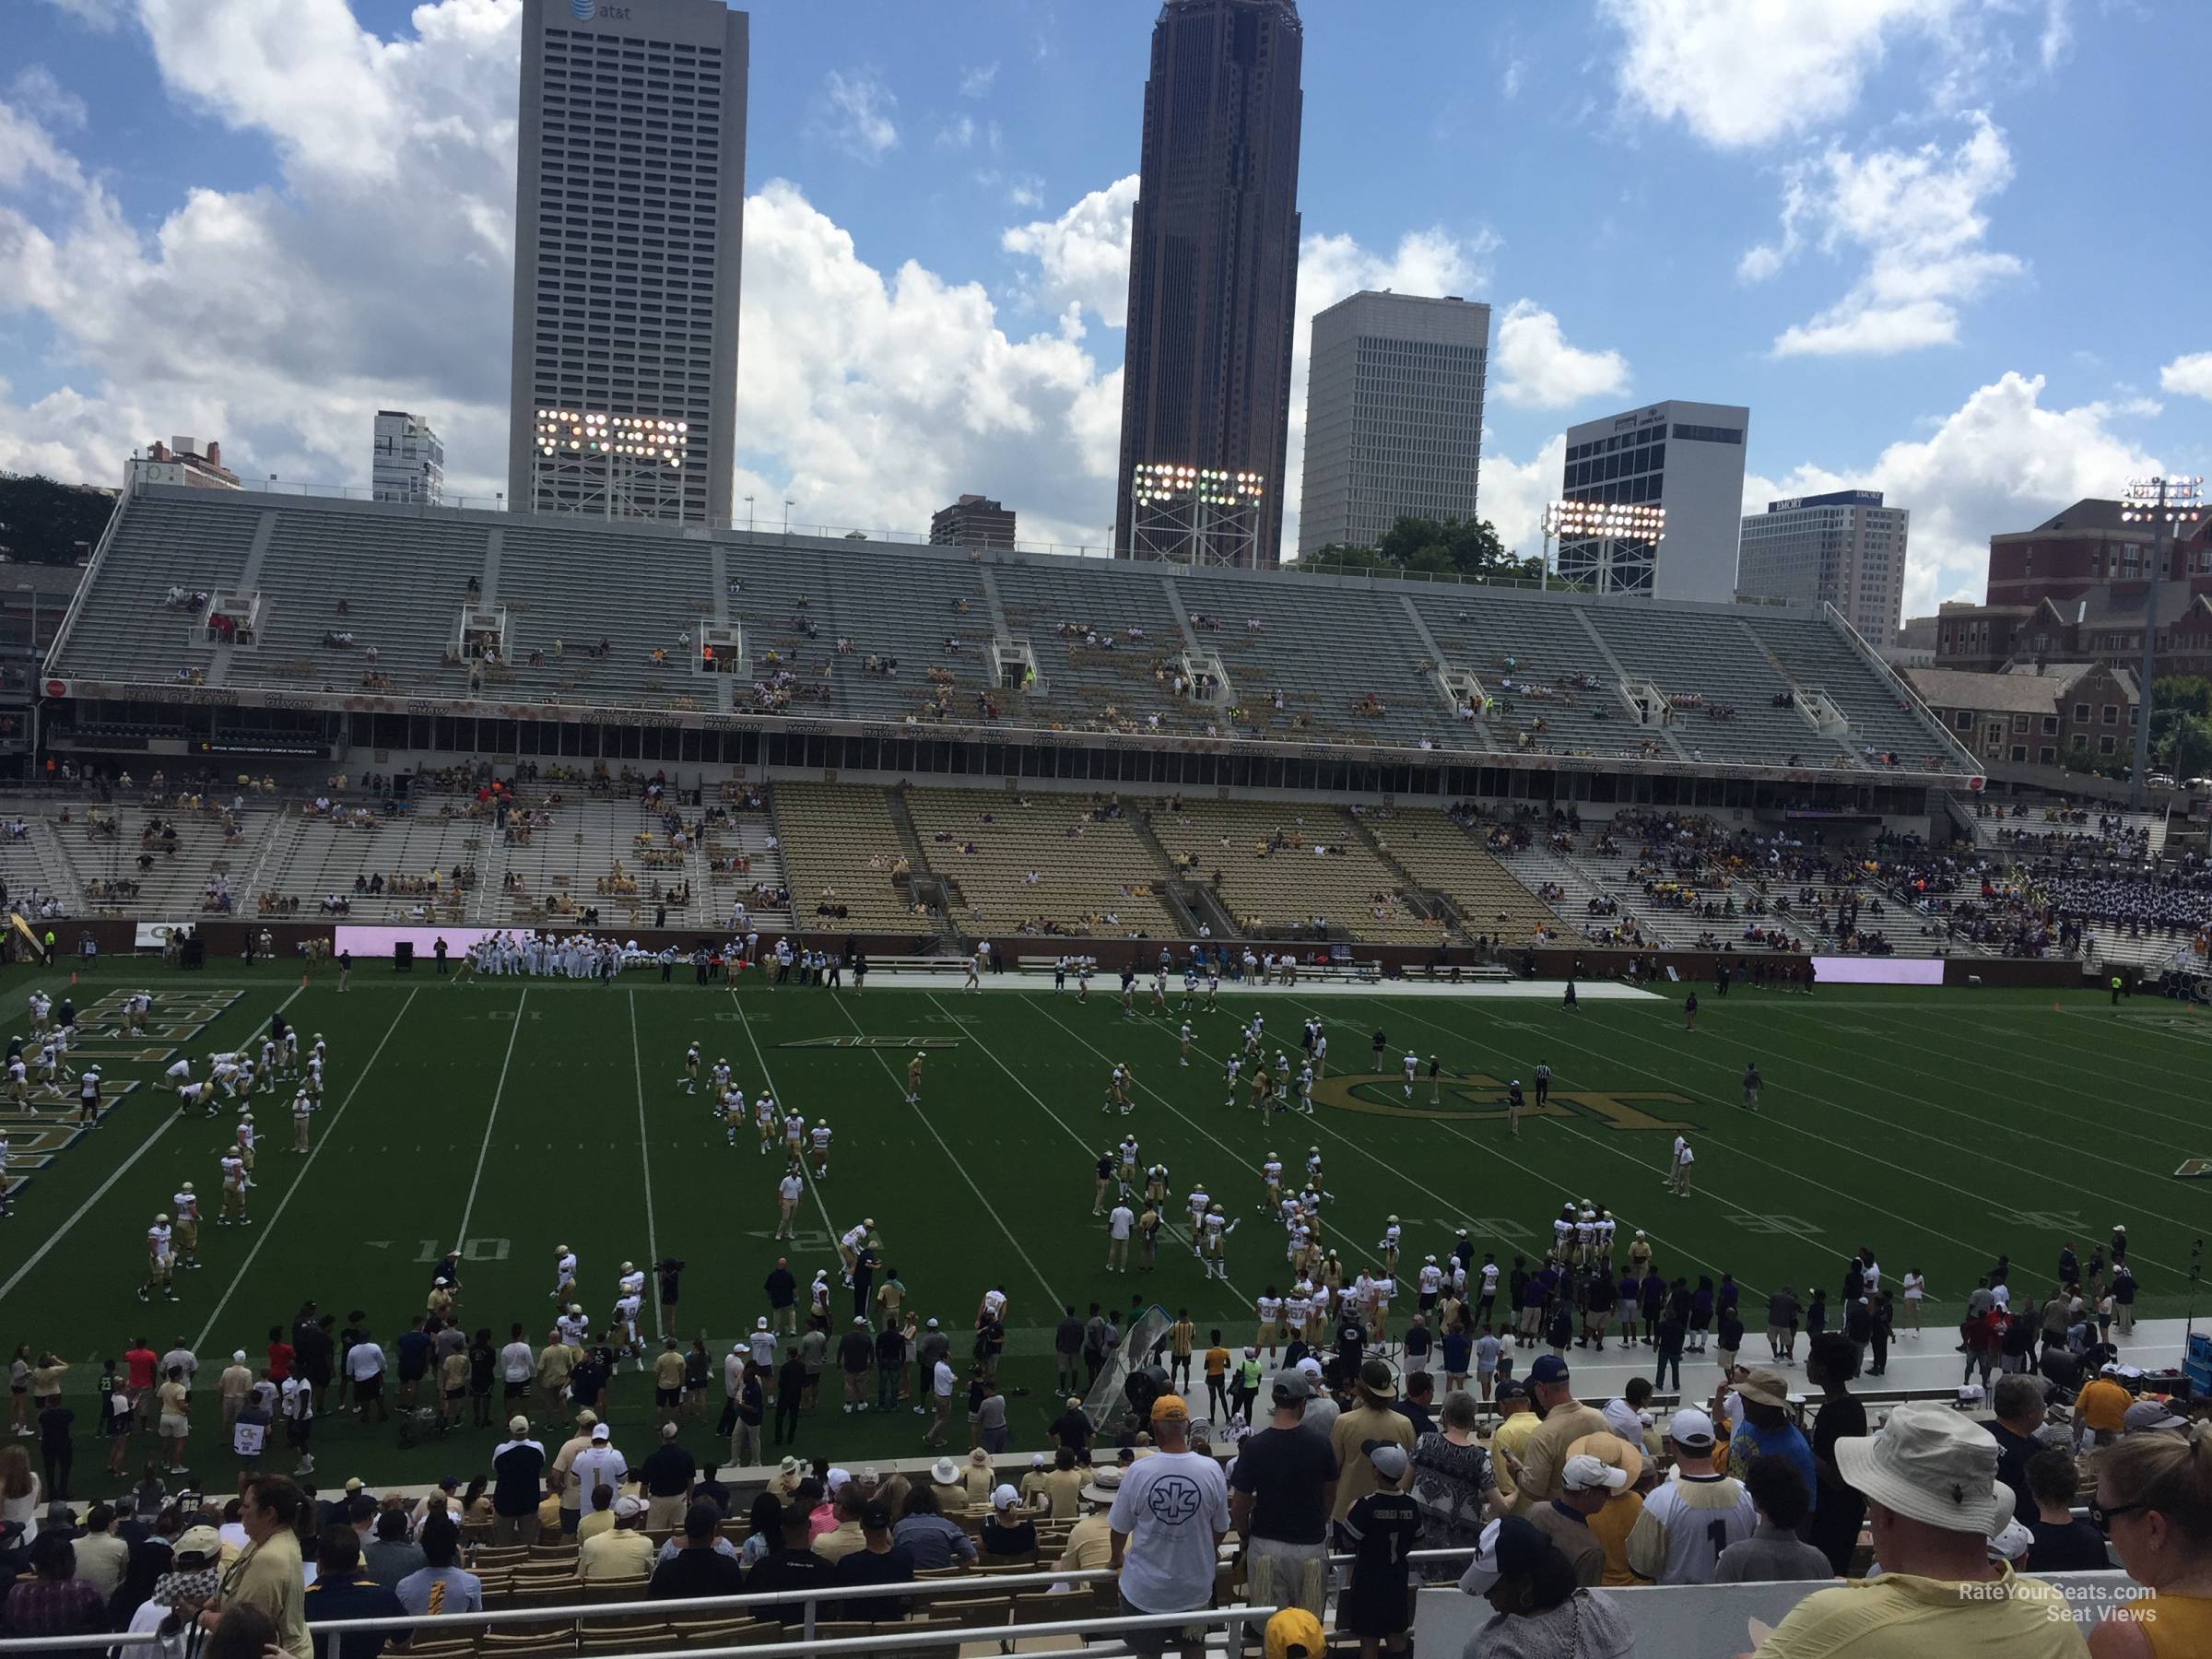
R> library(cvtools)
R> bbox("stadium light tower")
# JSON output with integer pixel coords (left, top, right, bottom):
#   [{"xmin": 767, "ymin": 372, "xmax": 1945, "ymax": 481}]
[
  {"xmin": 1543, "ymin": 500, "xmax": 1666, "ymax": 595},
  {"xmin": 2119, "ymin": 475, "xmax": 2205, "ymax": 806},
  {"xmin": 1126, "ymin": 465, "xmax": 1267, "ymax": 568}
]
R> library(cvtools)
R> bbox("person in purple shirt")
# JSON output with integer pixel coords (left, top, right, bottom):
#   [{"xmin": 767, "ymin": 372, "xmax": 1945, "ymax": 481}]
[
  {"xmin": 1639, "ymin": 1271, "xmax": 1666, "ymax": 1346},
  {"xmin": 1616, "ymin": 1273, "xmax": 1641, "ymax": 1350},
  {"xmin": 1689, "ymin": 1277, "xmax": 1715, "ymax": 1354}
]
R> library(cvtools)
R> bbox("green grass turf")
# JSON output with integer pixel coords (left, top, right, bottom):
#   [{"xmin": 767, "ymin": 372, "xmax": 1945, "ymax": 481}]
[{"xmin": 1, "ymin": 959, "xmax": 2207, "ymax": 1490}]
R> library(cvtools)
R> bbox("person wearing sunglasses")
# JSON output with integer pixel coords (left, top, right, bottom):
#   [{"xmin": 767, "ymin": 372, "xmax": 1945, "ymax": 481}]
[{"xmin": 2088, "ymin": 1420, "xmax": 2212, "ymax": 1659}]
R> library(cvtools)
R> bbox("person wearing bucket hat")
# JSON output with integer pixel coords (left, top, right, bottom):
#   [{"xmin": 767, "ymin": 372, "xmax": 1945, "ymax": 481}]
[
  {"xmin": 1563, "ymin": 1431, "xmax": 1646, "ymax": 1588},
  {"xmin": 1329, "ymin": 1359, "xmax": 1412, "ymax": 1521},
  {"xmin": 1458, "ymin": 1515, "xmax": 1634, "ymax": 1656},
  {"xmin": 1748, "ymin": 1402, "xmax": 2088, "ymax": 1659},
  {"xmin": 1724, "ymin": 1368, "xmax": 1818, "ymax": 1533}
]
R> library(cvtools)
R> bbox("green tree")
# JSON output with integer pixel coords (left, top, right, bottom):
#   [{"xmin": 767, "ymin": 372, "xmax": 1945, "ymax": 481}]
[
  {"xmin": 0, "ymin": 473, "xmax": 118, "ymax": 564},
  {"xmin": 1295, "ymin": 514, "xmax": 1540, "ymax": 582}
]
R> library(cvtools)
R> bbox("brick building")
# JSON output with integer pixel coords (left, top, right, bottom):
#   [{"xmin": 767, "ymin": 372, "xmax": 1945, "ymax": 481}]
[{"xmin": 1903, "ymin": 661, "xmax": 2139, "ymax": 773}]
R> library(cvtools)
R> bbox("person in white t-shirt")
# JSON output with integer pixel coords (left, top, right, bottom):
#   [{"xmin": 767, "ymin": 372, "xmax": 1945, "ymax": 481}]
[
  {"xmin": 1106, "ymin": 1204, "xmax": 1135, "ymax": 1274},
  {"xmin": 564, "ymin": 1423, "xmax": 629, "ymax": 1534},
  {"xmin": 1107, "ymin": 1394, "xmax": 1229, "ymax": 1659},
  {"xmin": 1667, "ymin": 1135, "xmax": 1695, "ymax": 1197}
]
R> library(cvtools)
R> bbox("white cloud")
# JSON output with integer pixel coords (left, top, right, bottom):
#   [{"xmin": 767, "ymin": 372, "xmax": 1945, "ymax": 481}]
[
  {"xmin": 1501, "ymin": 58, "xmax": 1524, "ymax": 100},
  {"xmin": 1001, "ymin": 174, "xmax": 1139, "ymax": 328},
  {"xmin": 1491, "ymin": 300, "xmax": 1630, "ymax": 408},
  {"xmin": 815, "ymin": 67, "xmax": 900, "ymax": 162},
  {"xmin": 959, "ymin": 61, "xmax": 999, "ymax": 100},
  {"xmin": 2160, "ymin": 352, "xmax": 2212, "ymax": 401},
  {"xmin": 10, "ymin": 67, "xmax": 88, "ymax": 133},
  {"xmin": 0, "ymin": 0, "xmax": 1506, "ymax": 567},
  {"xmin": 1745, "ymin": 371, "xmax": 2161, "ymax": 618},
  {"xmin": 936, "ymin": 114, "xmax": 977, "ymax": 150},
  {"xmin": 2039, "ymin": 0, "xmax": 2074, "ymax": 69},
  {"xmin": 1477, "ymin": 430, "xmax": 1570, "ymax": 560},
  {"xmin": 1597, "ymin": 0, "xmax": 1969, "ymax": 149},
  {"xmin": 1747, "ymin": 113, "xmax": 2024, "ymax": 357}
]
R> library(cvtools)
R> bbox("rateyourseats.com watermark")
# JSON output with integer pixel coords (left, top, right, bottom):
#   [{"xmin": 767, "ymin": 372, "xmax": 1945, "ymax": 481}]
[{"xmin": 1957, "ymin": 1581, "xmax": 2159, "ymax": 1623}]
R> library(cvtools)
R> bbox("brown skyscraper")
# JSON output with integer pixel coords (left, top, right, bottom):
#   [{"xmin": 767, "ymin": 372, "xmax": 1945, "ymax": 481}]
[{"xmin": 1114, "ymin": 0, "xmax": 1303, "ymax": 567}]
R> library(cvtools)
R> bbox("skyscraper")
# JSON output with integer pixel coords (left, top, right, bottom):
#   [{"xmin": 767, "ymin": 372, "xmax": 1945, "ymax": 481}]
[
  {"xmin": 1738, "ymin": 488, "xmax": 1911, "ymax": 641},
  {"xmin": 1557, "ymin": 399, "xmax": 1750, "ymax": 602},
  {"xmin": 929, "ymin": 494, "xmax": 1018, "ymax": 549},
  {"xmin": 371, "ymin": 410, "xmax": 445, "ymax": 506},
  {"xmin": 1298, "ymin": 291, "xmax": 1488, "ymax": 559},
  {"xmin": 507, "ymin": 0, "xmax": 748, "ymax": 525},
  {"xmin": 1114, "ymin": 0, "xmax": 1304, "ymax": 568}
]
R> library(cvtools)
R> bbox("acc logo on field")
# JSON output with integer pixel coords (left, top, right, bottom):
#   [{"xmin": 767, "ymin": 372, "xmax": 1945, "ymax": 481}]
[
  {"xmin": 2176, "ymin": 1157, "xmax": 2211, "ymax": 1180},
  {"xmin": 1311, "ymin": 1072, "xmax": 1699, "ymax": 1134},
  {"xmin": 1145, "ymin": 1475, "xmax": 1203, "ymax": 1524}
]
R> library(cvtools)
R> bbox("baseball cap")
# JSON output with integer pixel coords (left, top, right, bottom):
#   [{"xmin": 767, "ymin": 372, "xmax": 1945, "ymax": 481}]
[
  {"xmin": 1365, "ymin": 1441, "xmax": 1410, "ymax": 1481},
  {"xmin": 1527, "ymin": 1355, "xmax": 1570, "ymax": 1386},
  {"xmin": 1667, "ymin": 1406, "xmax": 1717, "ymax": 1448},
  {"xmin": 590, "ymin": 1422, "xmax": 610, "ymax": 1441},
  {"xmin": 1150, "ymin": 1394, "xmax": 1189, "ymax": 1423},
  {"xmin": 507, "ymin": 1415, "xmax": 530, "ymax": 1435},
  {"xmin": 1563, "ymin": 1453, "xmax": 1630, "ymax": 1493},
  {"xmin": 172, "ymin": 1524, "xmax": 223, "ymax": 1563},
  {"xmin": 611, "ymin": 1495, "xmax": 647, "ymax": 1520},
  {"xmin": 990, "ymin": 1483, "xmax": 1018, "ymax": 1512},
  {"xmin": 1264, "ymin": 1608, "xmax": 1325, "ymax": 1659},
  {"xmin": 1494, "ymin": 1380, "xmax": 1529, "ymax": 1403},
  {"xmin": 2123, "ymin": 1399, "xmax": 2188, "ymax": 1434},
  {"xmin": 1295, "ymin": 1356, "xmax": 1324, "ymax": 1382},
  {"xmin": 826, "ymin": 1468, "xmax": 853, "ymax": 1491},
  {"xmin": 1358, "ymin": 1358, "xmax": 1397, "ymax": 1400},
  {"xmin": 1271, "ymin": 1370, "xmax": 1312, "ymax": 1406}
]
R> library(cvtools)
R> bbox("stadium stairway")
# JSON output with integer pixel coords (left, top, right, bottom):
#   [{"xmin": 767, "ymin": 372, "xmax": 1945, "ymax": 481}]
[
  {"xmin": 1125, "ymin": 809, "xmax": 1217, "ymax": 940},
  {"xmin": 1494, "ymin": 835, "xmax": 1700, "ymax": 949},
  {"xmin": 1343, "ymin": 809, "xmax": 1457, "ymax": 938}
]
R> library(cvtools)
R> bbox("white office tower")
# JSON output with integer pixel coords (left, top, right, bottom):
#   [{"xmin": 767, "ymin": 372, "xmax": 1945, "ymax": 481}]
[
  {"xmin": 1557, "ymin": 399, "xmax": 1750, "ymax": 601},
  {"xmin": 508, "ymin": 0, "xmax": 748, "ymax": 524},
  {"xmin": 1738, "ymin": 489, "xmax": 1912, "ymax": 642},
  {"xmin": 371, "ymin": 411, "xmax": 445, "ymax": 506},
  {"xmin": 1297, "ymin": 291, "xmax": 1490, "ymax": 559}
]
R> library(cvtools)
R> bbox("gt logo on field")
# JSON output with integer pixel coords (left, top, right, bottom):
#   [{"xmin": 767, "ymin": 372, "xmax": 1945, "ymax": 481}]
[
  {"xmin": 2177, "ymin": 1158, "xmax": 2211, "ymax": 1180},
  {"xmin": 1312, "ymin": 1073, "xmax": 1699, "ymax": 1133}
]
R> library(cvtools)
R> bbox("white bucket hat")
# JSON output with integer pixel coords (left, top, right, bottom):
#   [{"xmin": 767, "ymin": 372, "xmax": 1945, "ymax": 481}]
[{"xmin": 1833, "ymin": 1400, "xmax": 2004, "ymax": 1537}]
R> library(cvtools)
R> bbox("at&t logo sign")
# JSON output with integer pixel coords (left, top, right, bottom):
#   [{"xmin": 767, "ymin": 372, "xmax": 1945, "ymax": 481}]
[{"xmin": 569, "ymin": 0, "xmax": 631, "ymax": 19}]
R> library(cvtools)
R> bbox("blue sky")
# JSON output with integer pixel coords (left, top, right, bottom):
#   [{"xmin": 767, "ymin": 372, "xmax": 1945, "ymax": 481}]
[{"xmin": 2, "ymin": 0, "xmax": 2207, "ymax": 618}]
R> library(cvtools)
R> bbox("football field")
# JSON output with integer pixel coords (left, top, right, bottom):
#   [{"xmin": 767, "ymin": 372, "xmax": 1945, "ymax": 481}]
[{"xmin": 2, "ymin": 957, "xmax": 2207, "ymax": 1484}]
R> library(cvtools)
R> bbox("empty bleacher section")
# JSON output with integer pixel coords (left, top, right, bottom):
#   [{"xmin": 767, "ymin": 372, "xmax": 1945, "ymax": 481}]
[
  {"xmin": 1355, "ymin": 808, "xmax": 1559, "ymax": 945},
  {"xmin": 1148, "ymin": 799, "xmax": 1441, "ymax": 944},
  {"xmin": 74, "ymin": 800, "xmax": 274, "ymax": 920},
  {"xmin": 262, "ymin": 799, "xmax": 480, "ymax": 922},
  {"xmin": 902, "ymin": 788, "xmax": 1183, "ymax": 938},
  {"xmin": 771, "ymin": 782, "xmax": 939, "ymax": 937},
  {"xmin": 48, "ymin": 487, "xmax": 1976, "ymax": 778}
]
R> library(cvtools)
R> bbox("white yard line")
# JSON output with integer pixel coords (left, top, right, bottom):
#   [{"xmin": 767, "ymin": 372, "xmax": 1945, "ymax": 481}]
[
  {"xmin": 818, "ymin": 994, "xmax": 1066, "ymax": 1312},
  {"xmin": 930, "ymin": 994, "xmax": 1241, "ymax": 1297},
  {"xmin": 453, "ymin": 987, "xmax": 529, "ymax": 1247},
  {"xmin": 190, "ymin": 987, "xmax": 418, "ymax": 1350},
  {"xmin": 726, "ymin": 985, "xmax": 839, "ymax": 1247},
  {"xmin": 626, "ymin": 990, "xmax": 663, "ymax": 1343},
  {"xmin": 0, "ymin": 984, "xmax": 306, "ymax": 1309}
]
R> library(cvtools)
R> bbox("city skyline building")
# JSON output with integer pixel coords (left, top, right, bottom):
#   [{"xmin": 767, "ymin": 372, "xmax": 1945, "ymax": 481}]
[
  {"xmin": 1297, "ymin": 290, "xmax": 1488, "ymax": 558},
  {"xmin": 928, "ymin": 493, "xmax": 1018, "ymax": 549},
  {"xmin": 1737, "ymin": 488, "xmax": 1910, "ymax": 642},
  {"xmin": 1557, "ymin": 398, "xmax": 1749, "ymax": 602},
  {"xmin": 1114, "ymin": 0, "xmax": 1304, "ymax": 568},
  {"xmin": 507, "ymin": 0, "xmax": 748, "ymax": 525},
  {"xmin": 371, "ymin": 410, "xmax": 445, "ymax": 506}
]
